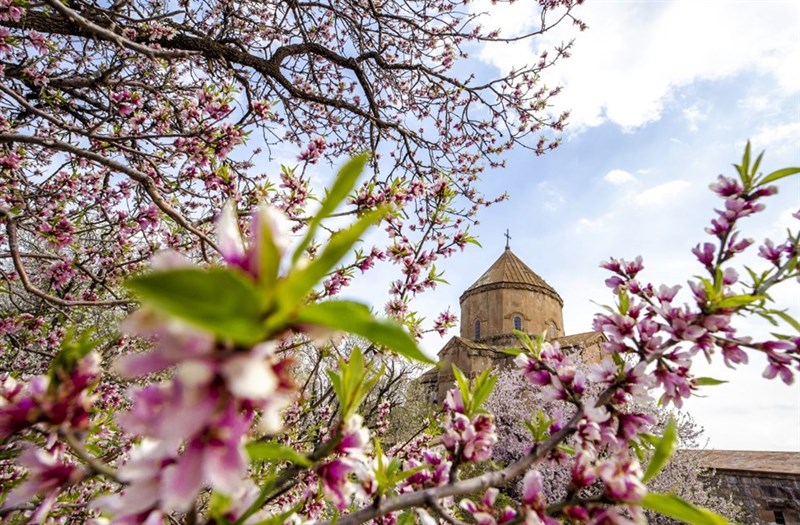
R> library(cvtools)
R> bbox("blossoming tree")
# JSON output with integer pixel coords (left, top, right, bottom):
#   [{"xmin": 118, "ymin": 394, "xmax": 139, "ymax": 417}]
[
  {"xmin": 486, "ymin": 368, "xmax": 742, "ymax": 523},
  {"xmin": 0, "ymin": 0, "xmax": 586, "ymax": 369},
  {"xmin": 0, "ymin": 144, "xmax": 797, "ymax": 524}
]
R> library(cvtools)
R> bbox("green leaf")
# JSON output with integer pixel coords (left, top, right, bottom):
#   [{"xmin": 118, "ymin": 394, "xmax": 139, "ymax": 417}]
[
  {"xmin": 758, "ymin": 167, "xmax": 800, "ymax": 186},
  {"xmin": 715, "ymin": 294, "xmax": 765, "ymax": 310},
  {"xmin": 396, "ymin": 512, "xmax": 415, "ymax": 525},
  {"xmin": 471, "ymin": 368, "xmax": 497, "ymax": 412},
  {"xmin": 84, "ymin": 442, "xmax": 103, "ymax": 457},
  {"xmin": 751, "ymin": 150, "xmax": 764, "ymax": 179},
  {"xmin": 280, "ymin": 207, "xmax": 388, "ymax": 310},
  {"xmin": 328, "ymin": 369, "xmax": 345, "ymax": 412},
  {"xmin": 295, "ymin": 300, "xmax": 432, "ymax": 364},
  {"xmin": 292, "ymin": 153, "xmax": 370, "ymax": 265},
  {"xmin": 525, "ymin": 408, "xmax": 555, "ymax": 442},
  {"xmin": 253, "ymin": 205, "xmax": 282, "ymax": 292},
  {"xmin": 208, "ymin": 492, "xmax": 233, "ymax": 524},
  {"xmin": 126, "ymin": 268, "xmax": 266, "ymax": 345},
  {"xmin": 500, "ymin": 347, "xmax": 524, "ymax": 357},
  {"xmin": 513, "ymin": 329, "xmax": 538, "ymax": 357},
  {"xmin": 643, "ymin": 416, "xmax": 678, "ymax": 482},
  {"xmin": 767, "ymin": 309, "xmax": 800, "ymax": 333},
  {"xmin": 48, "ymin": 327, "xmax": 101, "ymax": 387},
  {"xmin": 618, "ymin": 289, "xmax": 630, "ymax": 315},
  {"xmin": 328, "ymin": 346, "xmax": 380, "ymax": 418},
  {"xmin": 630, "ymin": 440, "xmax": 646, "ymax": 462},
  {"xmin": 695, "ymin": 377, "xmax": 728, "ymax": 386},
  {"xmin": 741, "ymin": 141, "xmax": 752, "ymax": 184},
  {"xmin": 639, "ymin": 433, "xmax": 659, "ymax": 447},
  {"xmin": 641, "ymin": 493, "xmax": 729, "ymax": 525},
  {"xmin": 465, "ymin": 236, "xmax": 482, "ymax": 247},
  {"xmin": 392, "ymin": 465, "xmax": 426, "ymax": 485},
  {"xmin": 452, "ymin": 364, "xmax": 471, "ymax": 409},
  {"xmin": 246, "ymin": 442, "xmax": 312, "ymax": 467},
  {"xmin": 556, "ymin": 443, "xmax": 575, "ymax": 455}
]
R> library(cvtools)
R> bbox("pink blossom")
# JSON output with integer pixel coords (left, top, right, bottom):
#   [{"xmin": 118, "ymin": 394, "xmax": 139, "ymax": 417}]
[
  {"xmin": 2, "ymin": 444, "xmax": 85, "ymax": 515},
  {"xmin": 763, "ymin": 351, "xmax": 794, "ymax": 385},
  {"xmin": 598, "ymin": 455, "xmax": 646, "ymax": 502},
  {"xmin": 460, "ymin": 488, "xmax": 514, "ymax": 525},
  {"xmin": 216, "ymin": 201, "xmax": 291, "ymax": 281},
  {"xmin": 117, "ymin": 381, "xmax": 218, "ymax": 446},
  {"xmin": 318, "ymin": 457, "xmax": 357, "ymax": 510},
  {"xmin": 441, "ymin": 388, "xmax": 497, "ymax": 463},
  {"xmin": 514, "ymin": 353, "xmax": 552, "ymax": 386},
  {"xmin": 692, "ymin": 242, "xmax": 716, "ymax": 267},
  {"xmin": 0, "ymin": 352, "xmax": 100, "ymax": 439},
  {"xmin": 337, "ymin": 414, "xmax": 370, "ymax": 456},
  {"xmin": 570, "ymin": 451, "xmax": 597, "ymax": 488},
  {"xmin": 519, "ymin": 470, "xmax": 559, "ymax": 524}
]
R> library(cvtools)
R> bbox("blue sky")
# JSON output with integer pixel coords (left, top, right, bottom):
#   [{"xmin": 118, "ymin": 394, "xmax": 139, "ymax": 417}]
[{"xmin": 345, "ymin": 1, "xmax": 800, "ymax": 451}]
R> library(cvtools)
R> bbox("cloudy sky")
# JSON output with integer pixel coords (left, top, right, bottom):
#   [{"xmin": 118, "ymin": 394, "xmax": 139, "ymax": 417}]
[{"xmin": 346, "ymin": 1, "xmax": 800, "ymax": 451}]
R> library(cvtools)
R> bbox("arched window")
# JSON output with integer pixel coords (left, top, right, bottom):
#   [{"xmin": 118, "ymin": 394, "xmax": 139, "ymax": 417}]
[
  {"xmin": 549, "ymin": 321, "xmax": 557, "ymax": 339},
  {"xmin": 474, "ymin": 319, "xmax": 481, "ymax": 340},
  {"xmin": 514, "ymin": 316, "xmax": 522, "ymax": 331}
]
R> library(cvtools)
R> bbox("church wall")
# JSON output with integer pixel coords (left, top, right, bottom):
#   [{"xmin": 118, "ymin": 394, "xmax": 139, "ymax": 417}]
[
  {"xmin": 436, "ymin": 342, "xmax": 498, "ymax": 403},
  {"xmin": 460, "ymin": 285, "xmax": 564, "ymax": 341},
  {"xmin": 701, "ymin": 470, "xmax": 800, "ymax": 524}
]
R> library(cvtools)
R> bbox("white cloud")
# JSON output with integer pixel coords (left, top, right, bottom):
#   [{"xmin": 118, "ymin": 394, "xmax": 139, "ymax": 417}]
[
  {"xmin": 748, "ymin": 122, "xmax": 800, "ymax": 153},
  {"xmin": 683, "ymin": 103, "xmax": 709, "ymax": 133},
  {"xmin": 574, "ymin": 217, "xmax": 606, "ymax": 233},
  {"xmin": 536, "ymin": 181, "xmax": 565, "ymax": 211},
  {"xmin": 634, "ymin": 180, "xmax": 691, "ymax": 207},
  {"xmin": 737, "ymin": 95, "xmax": 771, "ymax": 112},
  {"xmin": 476, "ymin": 1, "xmax": 800, "ymax": 131},
  {"xmin": 604, "ymin": 169, "xmax": 635, "ymax": 185}
]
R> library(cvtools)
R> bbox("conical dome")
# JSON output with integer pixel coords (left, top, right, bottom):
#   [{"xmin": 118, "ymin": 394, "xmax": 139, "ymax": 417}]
[
  {"xmin": 461, "ymin": 248, "xmax": 562, "ymax": 304},
  {"xmin": 459, "ymin": 248, "xmax": 564, "ymax": 342}
]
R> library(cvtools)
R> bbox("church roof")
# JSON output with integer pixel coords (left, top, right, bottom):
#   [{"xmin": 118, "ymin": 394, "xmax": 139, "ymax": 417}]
[
  {"xmin": 554, "ymin": 331, "xmax": 605, "ymax": 349},
  {"xmin": 460, "ymin": 248, "xmax": 562, "ymax": 304},
  {"xmin": 695, "ymin": 450, "xmax": 800, "ymax": 476}
]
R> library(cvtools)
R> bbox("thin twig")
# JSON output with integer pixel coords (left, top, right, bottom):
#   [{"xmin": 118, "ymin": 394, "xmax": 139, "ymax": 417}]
[
  {"xmin": 311, "ymin": 409, "xmax": 584, "ymax": 525},
  {"xmin": 0, "ymin": 209, "xmax": 132, "ymax": 307},
  {"xmin": 42, "ymin": 0, "xmax": 197, "ymax": 59},
  {"xmin": 0, "ymin": 135, "xmax": 219, "ymax": 252},
  {"xmin": 426, "ymin": 496, "xmax": 468, "ymax": 525},
  {"xmin": 61, "ymin": 429, "xmax": 122, "ymax": 482}
]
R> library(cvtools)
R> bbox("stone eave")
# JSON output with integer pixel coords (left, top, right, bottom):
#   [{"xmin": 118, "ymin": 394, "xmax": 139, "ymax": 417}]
[{"xmin": 459, "ymin": 281, "xmax": 564, "ymax": 306}]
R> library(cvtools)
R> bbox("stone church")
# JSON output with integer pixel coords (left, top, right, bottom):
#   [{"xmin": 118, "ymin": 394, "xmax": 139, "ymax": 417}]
[{"xmin": 420, "ymin": 246, "xmax": 604, "ymax": 403}]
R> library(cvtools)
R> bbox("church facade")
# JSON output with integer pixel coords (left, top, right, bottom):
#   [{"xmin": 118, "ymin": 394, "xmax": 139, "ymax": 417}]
[{"xmin": 420, "ymin": 246, "xmax": 604, "ymax": 403}]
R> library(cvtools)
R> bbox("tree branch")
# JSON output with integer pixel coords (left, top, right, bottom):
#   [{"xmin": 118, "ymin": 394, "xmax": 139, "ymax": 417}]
[
  {"xmin": 313, "ymin": 409, "xmax": 584, "ymax": 525},
  {"xmin": 0, "ymin": 133, "xmax": 218, "ymax": 252},
  {"xmin": 41, "ymin": 0, "xmax": 197, "ymax": 59},
  {"xmin": 0, "ymin": 208, "xmax": 133, "ymax": 308}
]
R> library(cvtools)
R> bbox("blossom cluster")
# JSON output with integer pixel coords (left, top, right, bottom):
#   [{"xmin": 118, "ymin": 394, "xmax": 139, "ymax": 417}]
[
  {"xmin": 90, "ymin": 205, "xmax": 299, "ymax": 522},
  {"xmin": 317, "ymin": 415, "xmax": 374, "ymax": 510},
  {"xmin": 0, "ymin": 352, "xmax": 100, "ymax": 439},
  {"xmin": 594, "ymin": 172, "xmax": 798, "ymax": 406},
  {"xmin": 441, "ymin": 388, "xmax": 497, "ymax": 464}
]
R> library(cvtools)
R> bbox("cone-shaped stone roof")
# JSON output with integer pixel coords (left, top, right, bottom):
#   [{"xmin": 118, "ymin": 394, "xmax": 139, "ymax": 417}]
[{"xmin": 460, "ymin": 248, "xmax": 562, "ymax": 304}]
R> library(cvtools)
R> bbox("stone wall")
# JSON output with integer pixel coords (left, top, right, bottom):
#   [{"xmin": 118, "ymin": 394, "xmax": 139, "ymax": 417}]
[
  {"xmin": 435, "ymin": 338, "xmax": 503, "ymax": 402},
  {"xmin": 459, "ymin": 284, "xmax": 564, "ymax": 341},
  {"xmin": 703, "ymin": 470, "xmax": 800, "ymax": 524}
]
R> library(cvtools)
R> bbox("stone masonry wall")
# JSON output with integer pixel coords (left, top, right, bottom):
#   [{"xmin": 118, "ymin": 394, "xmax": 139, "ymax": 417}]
[
  {"xmin": 460, "ymin": 285, "xmax": 564, "ymax": 341},
  {"xmin": 703, "ymin": 470, "xmax": 800, "ymax": 524}
]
